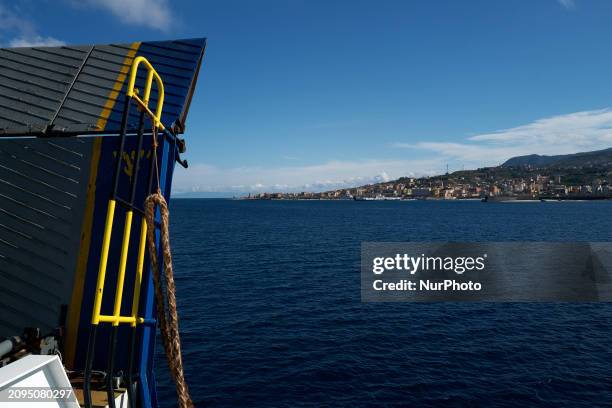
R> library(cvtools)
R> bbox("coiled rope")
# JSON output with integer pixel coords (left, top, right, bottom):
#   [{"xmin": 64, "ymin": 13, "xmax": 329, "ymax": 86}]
[{"xmin": 144, "ymin": 129, "xmax": 194, "ymax": 408}]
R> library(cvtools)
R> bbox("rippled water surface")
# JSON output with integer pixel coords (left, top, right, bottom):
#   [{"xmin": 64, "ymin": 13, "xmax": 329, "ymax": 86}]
[{"xmin": 155, "ymin": 199, "xmax": 612, "ymax": 407}]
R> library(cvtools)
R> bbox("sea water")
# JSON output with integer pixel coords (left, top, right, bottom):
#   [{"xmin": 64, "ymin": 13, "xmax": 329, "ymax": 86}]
[{"xmin": 155, "ymin": 199, "xmax": 612, "ymax": 407}]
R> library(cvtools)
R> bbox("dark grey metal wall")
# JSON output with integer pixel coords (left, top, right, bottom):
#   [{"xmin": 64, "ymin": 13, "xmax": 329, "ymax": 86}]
[{"xmin": 0, "ymin": 137, "xmax": 93, "ymax": 337}]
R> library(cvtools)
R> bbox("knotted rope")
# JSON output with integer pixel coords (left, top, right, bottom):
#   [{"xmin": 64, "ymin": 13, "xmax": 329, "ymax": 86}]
[{"xmin": 144, "ymin": 150, "xmax": 194, "ymax": 407}]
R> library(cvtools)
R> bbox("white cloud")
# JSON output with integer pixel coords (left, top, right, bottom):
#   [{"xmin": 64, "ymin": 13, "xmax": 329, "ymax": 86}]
[
  {"xmin": 172, "ymin": 159, "xmax": 443, "ymax": 194},
  {"xmin": 469, "ymin": 109, "xmax": 612, "ymax": 145},
  {"xmin": 396, "ymin": 108, "xmax": 612, "ymax": 167},
  {"xmin": 177, "ymin": 109, "xmax": 612, "ymax": 194},
  {"xmin": 558, "ymin": 0, "xmax": 575, "ymax": 9},
  {"xmin": 81, "ymin": 0, "xmax": 172, "ymax": 31},
  {"xmin": 9, "ymin": 36, "xmax": 65, "ymax": 47},
  {"xmin": 396, "ymin": 142, "xmax": 529, "ymax": 166},
  {"xmin": 0, "ymin": 4, "xmax": 64, "ymax": 47}
]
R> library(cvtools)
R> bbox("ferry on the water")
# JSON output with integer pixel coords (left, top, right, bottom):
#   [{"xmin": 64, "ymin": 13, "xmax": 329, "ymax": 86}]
[{"xmin": 0, "ymin": 38, "xmax": 206, "ymax": 407}]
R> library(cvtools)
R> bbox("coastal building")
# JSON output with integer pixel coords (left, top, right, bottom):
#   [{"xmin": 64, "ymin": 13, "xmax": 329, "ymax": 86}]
[
  {"xmin": 411, "ymin": 188, "xmax": 431, "ymax": 198},
  {"xmin": 552, "ymin": 185, "xmax": 567, "ymax": 196}
]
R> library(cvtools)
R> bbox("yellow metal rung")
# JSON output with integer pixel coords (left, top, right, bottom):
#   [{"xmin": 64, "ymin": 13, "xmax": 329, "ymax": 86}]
[{"xmin": 98, "ymin": 315, "xmax": 145, "ymax": 325}]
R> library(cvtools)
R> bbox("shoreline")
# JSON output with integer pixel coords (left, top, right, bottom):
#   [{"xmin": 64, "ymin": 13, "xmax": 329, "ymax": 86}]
[{"xmin": 236, "ymin": 196, "xmax": 612, "ymax": 202}]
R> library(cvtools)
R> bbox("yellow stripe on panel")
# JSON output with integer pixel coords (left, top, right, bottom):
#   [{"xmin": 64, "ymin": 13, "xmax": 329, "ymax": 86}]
[
  {"xmin": 97, "ymin": 42, "xmax": 142, "ymax": 130},
  {"xmin": 64, "ymin": 42, "xmax": 141, "ymax": 368}
]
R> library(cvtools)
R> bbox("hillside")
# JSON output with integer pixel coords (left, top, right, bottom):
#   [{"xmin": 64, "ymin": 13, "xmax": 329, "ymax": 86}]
[
  {"xmin": 251, "ymin": 146, "xmax": 612, "ymax": 200},
  {"xmin": 502, "ymin": 147, "xmax": 612, "ymax": 168}
]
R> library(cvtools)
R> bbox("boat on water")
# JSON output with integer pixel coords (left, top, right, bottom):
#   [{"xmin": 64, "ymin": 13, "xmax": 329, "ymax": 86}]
[
  {"xmin": 481, "ymin": 195, "xmax": 518, "ymax": 202},
  {"xmin": 0, "ymin": 38, "xmax": 206, "ymax": 407},
  {"xmin": 354, "ymin": 195, "xmax": 403, "ymax": 201}
]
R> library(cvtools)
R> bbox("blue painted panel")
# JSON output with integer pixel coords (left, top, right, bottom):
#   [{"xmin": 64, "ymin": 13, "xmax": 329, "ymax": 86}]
[{"xmin": 73, "ymin": 37, "xmax": 204, "ymax": 408}]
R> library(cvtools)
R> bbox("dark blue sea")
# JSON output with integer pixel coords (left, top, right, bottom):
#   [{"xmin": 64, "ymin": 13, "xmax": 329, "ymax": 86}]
[{"xmin": 155, "ymin": 199, "xmax": 612, "ymax": 407}]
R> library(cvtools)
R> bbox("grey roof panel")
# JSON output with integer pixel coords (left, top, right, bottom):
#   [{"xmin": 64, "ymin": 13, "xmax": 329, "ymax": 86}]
[{"xmin": 0, "ymin": 38, "xmax": 207, "ymax": 136}]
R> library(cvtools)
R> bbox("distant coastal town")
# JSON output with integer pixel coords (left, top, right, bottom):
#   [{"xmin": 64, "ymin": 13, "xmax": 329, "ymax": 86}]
[
  {"xmin": 245, "ymin": 173, "xmax": 612, "ymax": 201},
  {"xmin": 245, "ymin": 148, "xmax": 612, "ymax": 201}
]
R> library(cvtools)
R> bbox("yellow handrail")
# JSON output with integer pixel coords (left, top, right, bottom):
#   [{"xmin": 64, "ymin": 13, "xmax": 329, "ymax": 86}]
[
  {"xmin": 92, "ymin": 206, "xmax": 146, "ymax": 327},
  {"xmin": 127, "ymin": 56, "xmax": 166, "ymax": 130},
  {"xmin": 91, "ymin": 200, "xmax": 116, "ymax": 324},
  {"xmin": 90, "ymin": 56, "xmax": 165, "ymax": 328}
]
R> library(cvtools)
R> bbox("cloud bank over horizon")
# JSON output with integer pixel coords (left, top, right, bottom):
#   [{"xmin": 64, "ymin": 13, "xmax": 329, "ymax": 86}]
[
  {"xmin": 173, "ymin": 159, "xmax": 442, "ymax": 195},
  {"xmin": 174, "ymin": 108, "xmax": 612, "ymax": 195}
]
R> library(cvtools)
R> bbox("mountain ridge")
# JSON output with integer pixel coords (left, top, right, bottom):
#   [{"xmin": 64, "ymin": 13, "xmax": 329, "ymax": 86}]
[
  {"xmin": 249, "ymin": 146, "xmax": 612, "ymax": 199},
  {"xmin": 501, "ymin": 147, "xmax": 612, "ymax": 168}
]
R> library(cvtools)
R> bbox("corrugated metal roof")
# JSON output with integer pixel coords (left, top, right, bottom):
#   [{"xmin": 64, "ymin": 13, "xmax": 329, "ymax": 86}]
[{"xmin": 0, "ymin": 38, "xmax": 206, "ymax": 137}]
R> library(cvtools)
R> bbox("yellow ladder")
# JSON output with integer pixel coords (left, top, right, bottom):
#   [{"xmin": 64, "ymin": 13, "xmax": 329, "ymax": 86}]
[
  {"xmin": 84, "ymin": 56, "xmax": 166, "ymax": 408},
  {"xmin": 91, "ymin": 56, "xmax": 165, "ymax": 327}
]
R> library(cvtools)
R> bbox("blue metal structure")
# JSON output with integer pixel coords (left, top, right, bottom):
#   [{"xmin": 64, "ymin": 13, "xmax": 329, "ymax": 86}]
[{"xmin": 0, "ymin": 38, "xmax": 207, "ymax": 407}]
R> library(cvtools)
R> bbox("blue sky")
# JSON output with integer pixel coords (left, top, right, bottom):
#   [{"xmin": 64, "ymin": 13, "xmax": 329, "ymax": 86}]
[{"xmin": 3, "ymin": 0, "xmax": 612, "ymax": 194}]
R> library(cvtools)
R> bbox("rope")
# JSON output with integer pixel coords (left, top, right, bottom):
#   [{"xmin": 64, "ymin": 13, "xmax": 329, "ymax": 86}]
[
  {"xmin": 144, "ymin": 192, "xmax": 193, "ymax": 408},
  {"xmin": 144, "ymin": 189, "xmax": 194, "ymax": 405}
]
